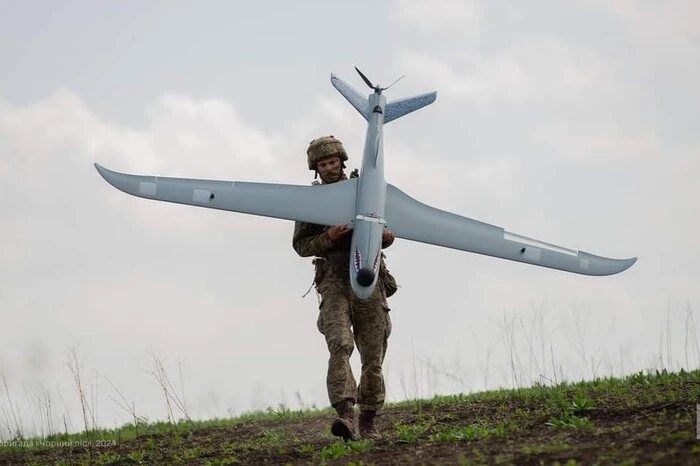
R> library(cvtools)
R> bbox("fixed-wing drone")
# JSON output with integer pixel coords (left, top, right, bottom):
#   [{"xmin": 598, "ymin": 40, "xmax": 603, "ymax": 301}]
[{"xmin": 95, "ymin": 68, "xmax": 637, "ymax": 300}]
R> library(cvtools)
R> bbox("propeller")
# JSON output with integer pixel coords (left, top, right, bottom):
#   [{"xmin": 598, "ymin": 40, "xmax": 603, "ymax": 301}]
[{"xmin": 355, "ymin": 66, "xmax": 405, "ymax": 93}]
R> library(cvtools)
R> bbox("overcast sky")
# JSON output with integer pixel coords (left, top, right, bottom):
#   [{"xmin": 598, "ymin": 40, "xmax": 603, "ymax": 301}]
[{"xmin": 1, "ymin": 0, "xmax": 699, "ymax": 436}]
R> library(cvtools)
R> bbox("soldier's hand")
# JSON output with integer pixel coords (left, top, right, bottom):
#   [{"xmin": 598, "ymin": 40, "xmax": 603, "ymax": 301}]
[
  {"xmin": 382, "ymin": 229, "xmax": 395, "ymax": 242},
  {"xmin": 328, "ymin": 224, "xmax": 352, "ymax": 241}
]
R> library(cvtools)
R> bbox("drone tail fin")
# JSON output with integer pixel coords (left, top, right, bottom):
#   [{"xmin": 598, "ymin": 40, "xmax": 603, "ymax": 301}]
[
  {"xmin": 330, "ymin": 72, "xmax": 437, "ymax": 124},
  {"xmin": 384, "ymin": 91, "xmax": 437, "ymax": 124},
  {"xmin": 330, "ymin": 74, "xmax": 370, "ymax": 121}
]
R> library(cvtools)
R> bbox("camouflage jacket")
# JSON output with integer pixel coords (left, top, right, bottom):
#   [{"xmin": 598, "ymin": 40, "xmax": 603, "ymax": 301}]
[{"xmin": 292, "ymin": 173, "xmax": 398, "ymax": 297}]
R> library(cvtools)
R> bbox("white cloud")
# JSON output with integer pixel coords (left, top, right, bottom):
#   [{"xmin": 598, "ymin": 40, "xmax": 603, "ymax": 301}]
[
  {"xmin": 397, "ymin": 35, "xmax": 614, "ymax": 104},
  {"xmin": 530, "ymin": 121, "xmax": 663, "ymax": 163},
  {"xmin": 394, "ymin": 0, "xmax": 482, "ymax": 35},
  {"xmin": 577, "ymin": 0, "xmax": 700, "ymax": 44}
]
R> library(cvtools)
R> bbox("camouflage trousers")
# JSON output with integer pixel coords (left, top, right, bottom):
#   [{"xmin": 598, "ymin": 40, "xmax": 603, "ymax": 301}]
[{"xmin": 316, "ymin": 265, "xmax": 392, "ymax": 411}]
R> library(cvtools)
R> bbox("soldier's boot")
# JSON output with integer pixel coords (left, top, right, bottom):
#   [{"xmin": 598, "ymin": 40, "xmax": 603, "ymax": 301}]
[
  {"xmin": 331, "ymin": 400, "xmax": 358, "ymax": 441},
  {"xmin": 359, "ymin": 410, "xmax": 382, "ymax": 440}
]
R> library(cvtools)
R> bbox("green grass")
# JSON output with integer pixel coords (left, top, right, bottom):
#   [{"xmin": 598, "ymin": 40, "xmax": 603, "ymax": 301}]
[
  {"xmin": 6, "ymin": 368, "xmax": 695, "ymax": 447},
  {"xmin": 0, "ymin": 403, "xmax": 334, "ymax": 452},
  {"xmin": 429, "ymin": 423, "xmax": 507, "ymax": 442},
  {"xmin": 1, "ymin": 368, "xmax": 697, "ymax": 465},
  {"xmin": 318, "ymin": 439, "xmax": 373, "ymax": 463}
]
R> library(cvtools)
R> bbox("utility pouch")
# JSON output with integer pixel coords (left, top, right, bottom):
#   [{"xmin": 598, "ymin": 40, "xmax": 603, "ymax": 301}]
[
  {"xmin": 379, "ymin": 253, "xmax": 398, "ymax": 298},
  {"xmin": 312, "ymin": 257, "xmax": 326, "ymax": 287}
]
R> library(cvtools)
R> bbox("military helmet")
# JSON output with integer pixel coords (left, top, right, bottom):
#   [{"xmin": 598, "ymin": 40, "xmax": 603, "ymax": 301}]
[{"xmin": 307, "ymin": 135, "xmax": 348, "ymax": 171}]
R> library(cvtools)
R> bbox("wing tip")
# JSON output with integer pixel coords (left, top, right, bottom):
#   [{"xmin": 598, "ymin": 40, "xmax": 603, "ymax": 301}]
[
  {"xmin": 94, "ymin": 162, "xmax": 109, "ymax": 180},
  {"xmin": 605, "ymin": 256, "xmax": 637, "ymax": 275},
  {"xmin": 94, "ymin": 162, "xmax": 126, "ymax": 191},
  {"xmin": 94, "ymin": 162, "xmax": 122, "ymax": 183},
  {"xmin": 330, "ymin": 73, "xmax": 341, "ymax": 86}
]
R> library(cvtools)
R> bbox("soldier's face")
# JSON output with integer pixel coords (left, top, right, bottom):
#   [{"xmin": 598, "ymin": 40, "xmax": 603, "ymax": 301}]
[{"xmin": 317, "ymin": 156, "xmax": 342, "ymax": 183}]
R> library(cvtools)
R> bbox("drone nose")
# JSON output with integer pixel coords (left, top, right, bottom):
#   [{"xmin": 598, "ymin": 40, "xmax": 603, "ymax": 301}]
[{"xmin": 356, "ymin": 268, "xmax": 375, "ymax": 287}]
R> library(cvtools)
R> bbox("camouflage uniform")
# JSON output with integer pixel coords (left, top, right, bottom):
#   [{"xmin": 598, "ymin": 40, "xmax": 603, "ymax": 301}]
[
  {"xmin": 292, "ymin": 136, "xmax": 397, "ymax": 418},
  {"xmin": 293, "ymin": 191, "xmax": 395, "ymax": 412}
]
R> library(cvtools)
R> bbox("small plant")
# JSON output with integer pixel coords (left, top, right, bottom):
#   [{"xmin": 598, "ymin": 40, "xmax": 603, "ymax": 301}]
[
  {"xmin": 570, "ymin": 394, "xmax": 593, "ymax": 416},
  {"xmin": 262, "ymin": 426, "xmax": 287, "ymax": 446},
  {"xmin": 348, "ymin": 439, "xmax": 373, "ymax": 453},
  {"xmin": 546, "ymin": 394, "xmax": 594, "ymax": 429},
  {"xmin": 267, "ymin": 404, "xmax": 287, "ymax": 416},
  {"xmin": 183, "ymin": 446, "xmax": 203, "ymax": 459},
  {"xmin": 95, "ymin": 452, "xmax": 120, "ymax": 465},
  {"xmin": 628, "ymin": 371, "xmax": 652, "ymax": 386},
  {"xmin": 319, "ymin": 442, "xmax": 351, "ymax": 461},
  {"xmin": 546, "ymin": 415, "xmax": 592, "ymax": 429},
  {"xmin": 318, "ymin": 439, "xmax": 373, "ymax": 463},
  {"xmin": 148, "ymin": 351, "xmax": 191, "ymax": 424},
  {"xmin": 429, "ymin": 423, "xmax": 506, "ymax": 442},
  {"xmin": 394, "ymin": 421, "xmax": 426, "ymax": 443},
  {"xmin": 126, "ymin": 449, "xmax": 146, "ymax": 465},
  {"xmin": 296, "ymin": 444, "xmax": 316, "ymax": 455}
]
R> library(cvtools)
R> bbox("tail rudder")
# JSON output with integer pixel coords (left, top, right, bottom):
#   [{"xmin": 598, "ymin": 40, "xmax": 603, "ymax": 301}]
[{"xmin": 384, "ymin": 91, "xmax": 437, "ymax": 124}]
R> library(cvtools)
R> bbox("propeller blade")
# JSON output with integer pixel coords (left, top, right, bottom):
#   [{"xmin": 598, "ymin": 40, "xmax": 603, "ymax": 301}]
[{"xmin": 354, "ymin": 66, "xmax": 375, "ymax": 90}]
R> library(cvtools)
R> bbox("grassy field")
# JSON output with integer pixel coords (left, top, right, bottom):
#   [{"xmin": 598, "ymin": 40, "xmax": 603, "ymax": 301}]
[{"xmin": 0, "ymin": 368, "xmax": 697, "ymax": 465}]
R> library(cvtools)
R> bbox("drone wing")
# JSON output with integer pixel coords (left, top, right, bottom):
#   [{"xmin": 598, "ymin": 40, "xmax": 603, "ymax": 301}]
[
  {"xmin": 94, "ymin": 164, "xmax": 357, "ymax": 226},
  {"xmin": 385, "ymin": 183, "xmax": 636, "ymax": 276}
]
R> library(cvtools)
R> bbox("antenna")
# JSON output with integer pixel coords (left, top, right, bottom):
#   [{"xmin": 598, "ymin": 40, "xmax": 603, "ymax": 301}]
[
  {"xmin": 354, "ymin": 66, "xmax": 405, "ymax": 94},
  {"xmin": 383, "ymin": 74, "xmax": 406, "ymax": 90}
]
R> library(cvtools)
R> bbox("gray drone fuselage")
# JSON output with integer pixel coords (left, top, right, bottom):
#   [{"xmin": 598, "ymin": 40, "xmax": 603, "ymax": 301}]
[{"xmin": 347, "ymin": 91, "xmax": 387, "ymax": 299}]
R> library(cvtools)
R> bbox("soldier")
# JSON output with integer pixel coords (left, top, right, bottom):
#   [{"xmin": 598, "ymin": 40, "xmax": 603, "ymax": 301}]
[{"xmin": 292, "ymin": 135, "xmax": 398, "ymax": 441}]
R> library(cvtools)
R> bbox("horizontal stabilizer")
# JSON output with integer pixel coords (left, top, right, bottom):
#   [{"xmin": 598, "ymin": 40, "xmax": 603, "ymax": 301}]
[
  {"xmin": 385, "ymin": 92, "xmax": 437, "ymax": 124},
  {"xmin": 330, "ymin": 74, "xmax": 370, "ymax": 120},
  {"xmin": 94, "ymin": 164, "xmax": 357, "ymax": 226},
  {"xmin": 384, "ymin": 183, "xmax": 637, "ymax": 276}
]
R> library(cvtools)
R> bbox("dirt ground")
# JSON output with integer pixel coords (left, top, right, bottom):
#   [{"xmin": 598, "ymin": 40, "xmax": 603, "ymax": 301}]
[{"xmin": 1, "ymin": 374, "xmax": 698, "ymax": 465}]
